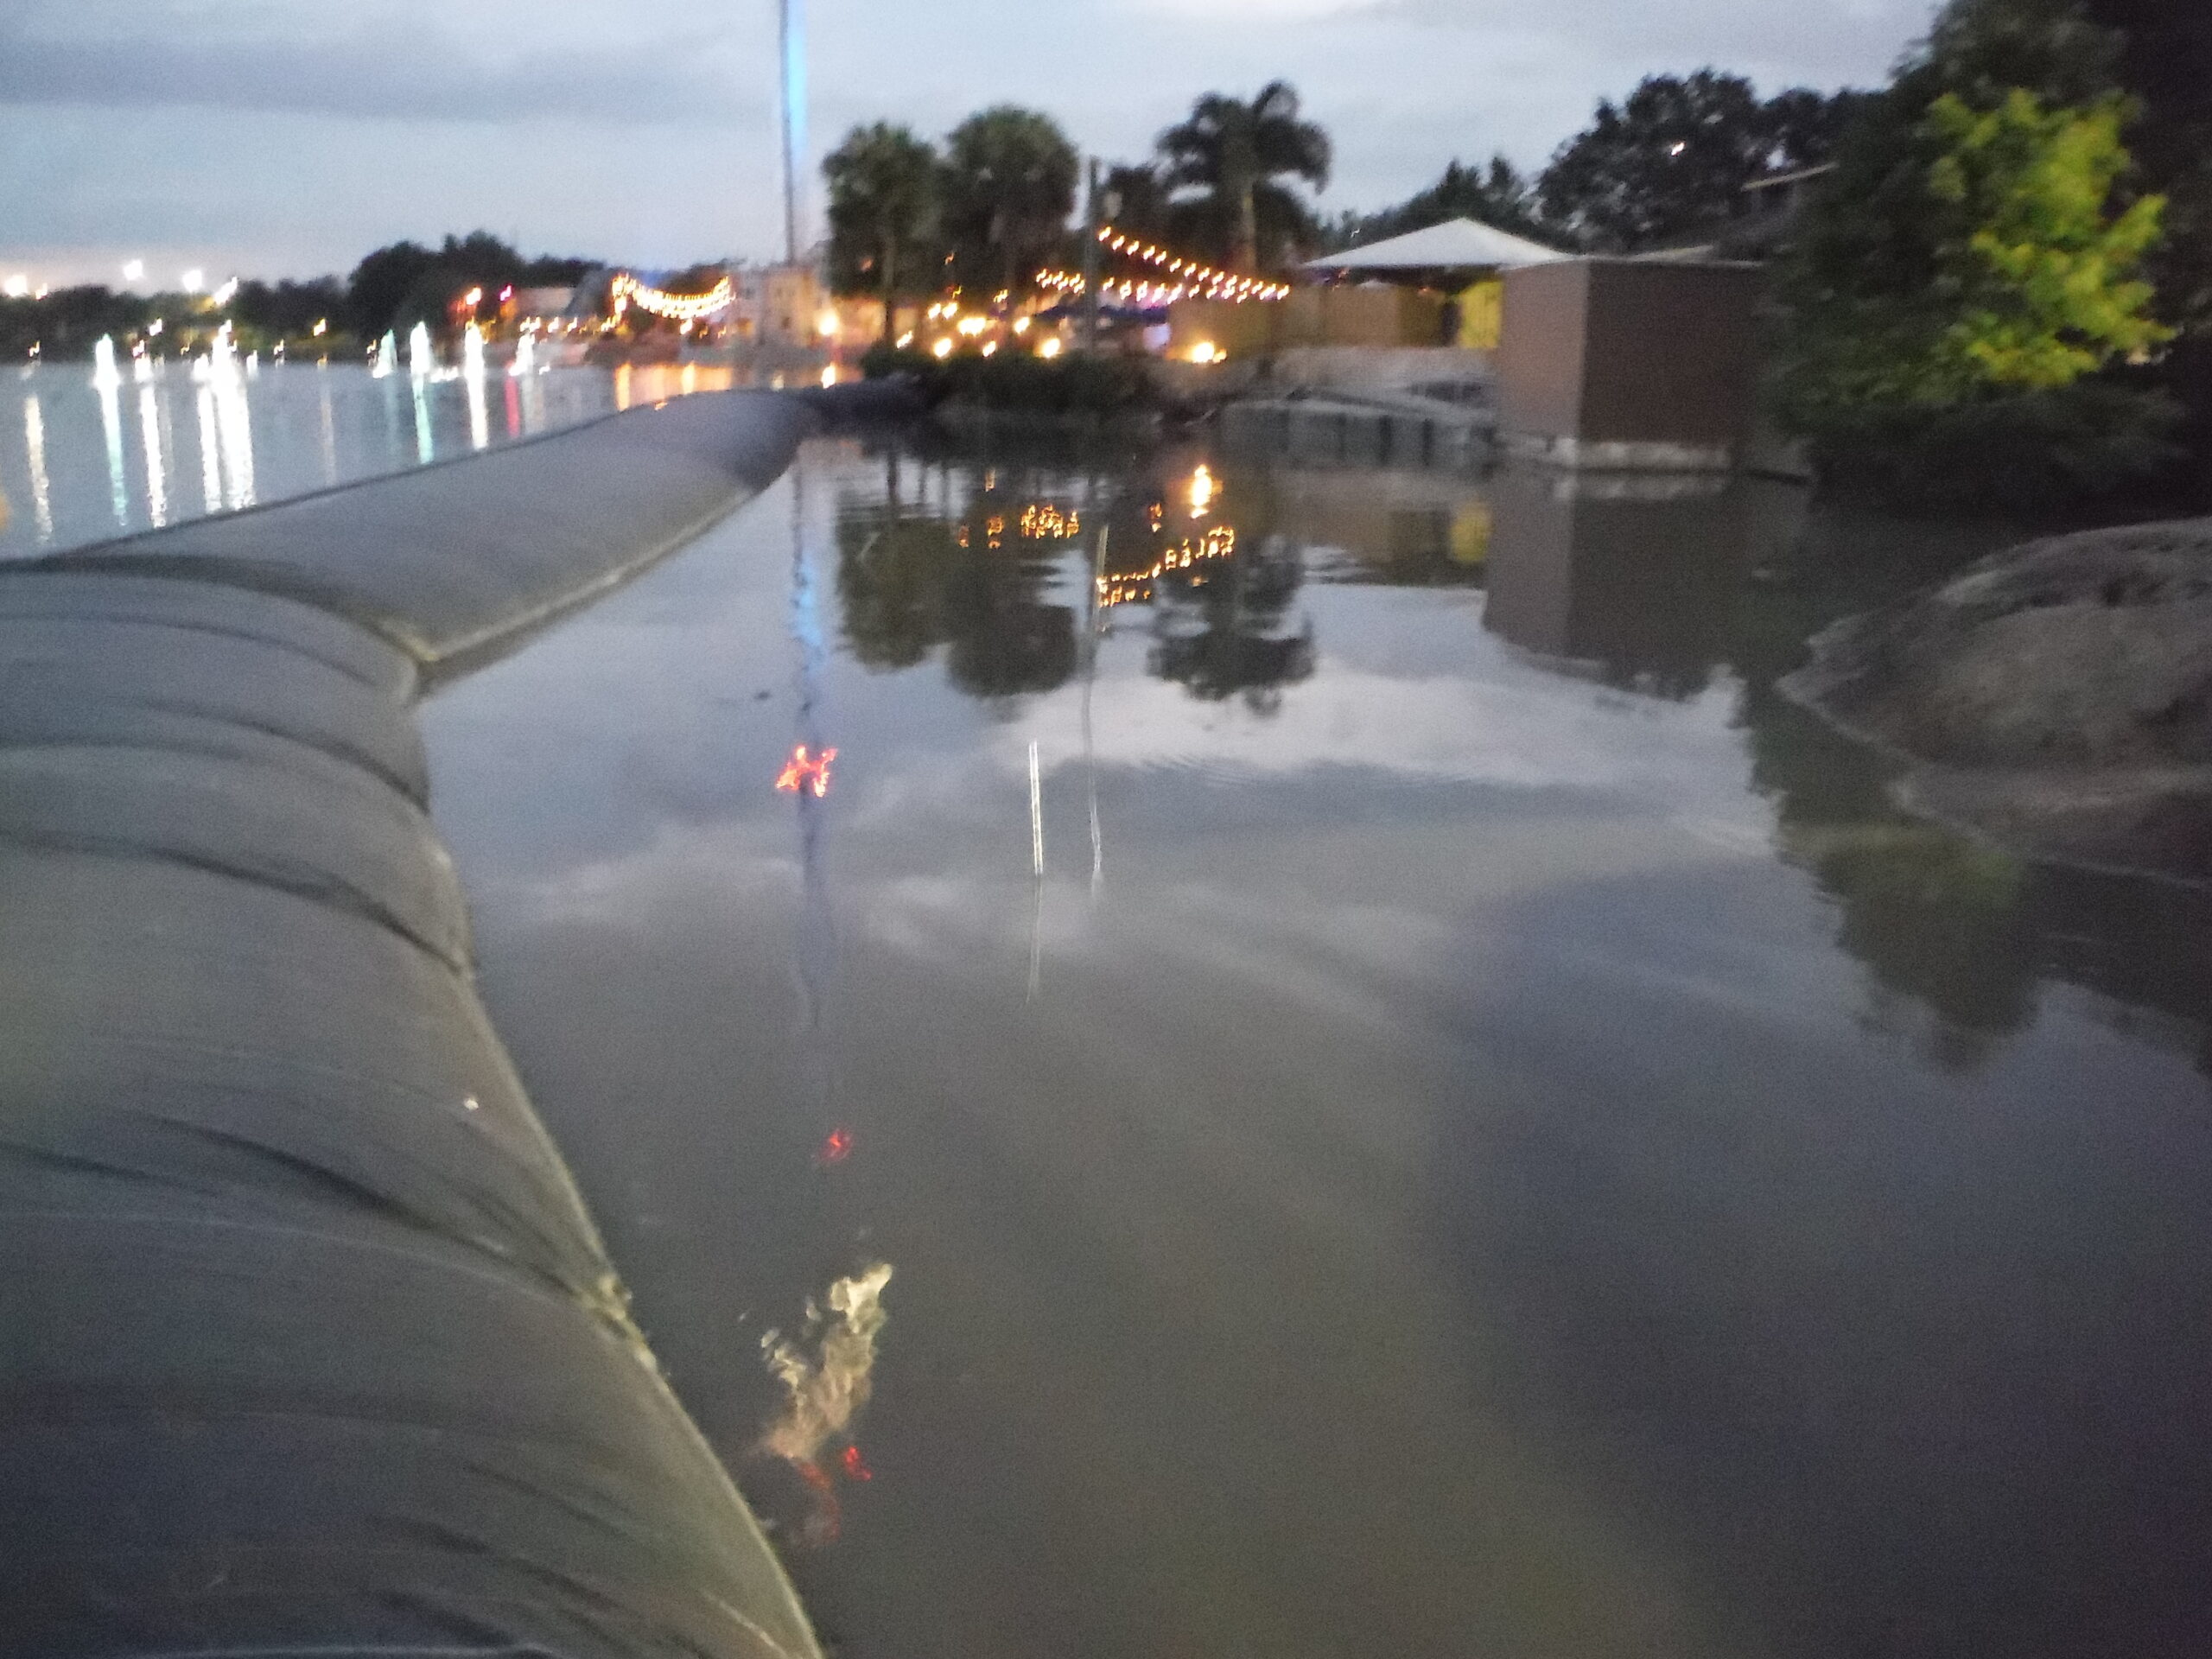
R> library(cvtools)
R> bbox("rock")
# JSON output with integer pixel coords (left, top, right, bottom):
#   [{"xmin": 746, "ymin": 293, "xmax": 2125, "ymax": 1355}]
[{"xmin": 1786, "ymin": 517, "xmax": 2212, "ymax": 882}]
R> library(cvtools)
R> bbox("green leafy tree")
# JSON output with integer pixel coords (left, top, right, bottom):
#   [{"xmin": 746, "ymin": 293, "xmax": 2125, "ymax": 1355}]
[
  {"xmin": 825, "ymin": 123, "xmax": 941, "ymax": 334},
  {"xmin": 1157, "ymin": 82, "xmax": 1332, "ymax": 272},
  {"xmin": 941, "ymin": 107, "xmax": 1079, "ymax": 299},
  {"xmin": 0, "ymin": 286, "xmax": 151, "ymax": 360},
  {"xmin": 1351, "ymin": 155, "xmax": 1548, "ymax": 246},
  {"xmin": 345, "ymin": 241, "xmax": 439, "ymax": 338},
  {"xmin": 232, "ymin": 277, "xmax": 346, "ymax": 345},
  {"xmin": 1776, "ymin": 0, "xmax": 2183, "ymax": 500},
  {"xmin": 1537, "ymin": 72, "xmax": 1859, "ymax": 251},
  {"xmin": 2075, "ymin": 0, "xmax": 2212, "ymax": 448},
  {"xmin": 1920, "ymin": 90, "xmax": 2168, "ymax": 393},
  {"xmin": 1097, "ymin": 162, "xmax": 1174, "ymax": 240}
]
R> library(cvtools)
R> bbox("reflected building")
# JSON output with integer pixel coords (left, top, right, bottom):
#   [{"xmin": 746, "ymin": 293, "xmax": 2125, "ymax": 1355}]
[
  {"xmin": 1482, "ymin": 466, "xmax": 1807, "ymax": 699},
  {"xmin": 1260, "ymin": 463, "xmax": 1493, "ymax": 588}
]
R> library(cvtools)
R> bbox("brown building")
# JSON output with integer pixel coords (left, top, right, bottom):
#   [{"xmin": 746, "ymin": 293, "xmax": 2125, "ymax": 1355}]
[{"xmin": 1496, "ymin": 259, "xmax": 1764, "ymax": 471}]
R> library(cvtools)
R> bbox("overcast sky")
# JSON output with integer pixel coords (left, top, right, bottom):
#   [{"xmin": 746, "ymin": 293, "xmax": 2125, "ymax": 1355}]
[{"xmin": 0, "ymin": 0, "xmax": 1940, "ymax": 288}]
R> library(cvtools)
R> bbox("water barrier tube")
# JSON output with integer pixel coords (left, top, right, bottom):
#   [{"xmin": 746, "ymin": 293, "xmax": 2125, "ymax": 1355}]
[{"xmin": 0, "ymin": 392, "xmax": 825, "ymax": 1658}]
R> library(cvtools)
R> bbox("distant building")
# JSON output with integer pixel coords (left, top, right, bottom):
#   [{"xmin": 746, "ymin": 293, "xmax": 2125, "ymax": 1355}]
[
  {"xmin": 511, "ymin": 286, "xmax": 577, "ymax": 323},
  {"xmin": 734, "ymin": 265, "xmax": 825, "ymax": 348}
]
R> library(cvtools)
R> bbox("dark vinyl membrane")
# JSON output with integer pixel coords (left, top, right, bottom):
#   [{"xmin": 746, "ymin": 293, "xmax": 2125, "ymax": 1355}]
[
  {"xmin": 0, "ymin": 396, "xmax": 821, "ymax": 1659},
  {"xmin": 423, "ymin": 435, "xmax": 2212, "ymax": 1659}
]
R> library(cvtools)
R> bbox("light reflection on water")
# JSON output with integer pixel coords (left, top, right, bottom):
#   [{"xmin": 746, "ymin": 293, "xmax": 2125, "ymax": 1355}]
[
  {"xmin": 0, "ymin": 359, "xmax": 704, "ymax": 559},
  {"xmin": 422, "ymin": 431, "xmax": 2212, "ymax": 1659}
]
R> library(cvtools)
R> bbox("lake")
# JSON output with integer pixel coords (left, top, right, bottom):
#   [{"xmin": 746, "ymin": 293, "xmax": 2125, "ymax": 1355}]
[
  {"xmin": 16, "ymin": 374, "xmax": 2212, "ymax": 1657},
  {"xmin": 418, "ymin": 429, "xmax": 2212, "ymax": 1659},
  {"xmin": 0, "ymin": 356, "xmax": 757, "ymax": 557}
]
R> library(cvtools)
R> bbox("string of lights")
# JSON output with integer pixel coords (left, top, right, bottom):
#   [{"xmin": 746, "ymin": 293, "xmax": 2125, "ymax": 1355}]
[
  {"xmin": 610, "ymin": 271, "xmax": 734, "ymax": 322},
  {"xmin": 1037, "ymin": 268, "xmax": 1195, "ymax": 307},
  {"xmin": 1098, "ymin": 525, "xmax": 1239, "ymax": 608},
  {"xmin": 1096, "ymin": 228, "xmax": 1294, "ymax": 302}
]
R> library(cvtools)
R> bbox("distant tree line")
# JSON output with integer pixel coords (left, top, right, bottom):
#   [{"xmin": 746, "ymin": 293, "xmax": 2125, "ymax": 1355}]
[
  {"xmin": 340, "ymin": 232, "xmax": 599, "ymax": 342},
  {"xmin": 0, "ymin": 232, "xmax": 601, "ymax": 361}
]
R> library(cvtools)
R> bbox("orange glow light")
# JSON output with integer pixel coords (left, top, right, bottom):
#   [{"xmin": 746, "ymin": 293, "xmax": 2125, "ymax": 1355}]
[
  {"xmin": 817, "ymin": 1128, "xmax": 855, "ymax": 1166},
  {"xmin": 777, "ymin": 745, "xmax": 838, "ymax": 798},
  {"xmin": 842, "ymin": 1445, "xmax": 874, "ymax": 1483}
]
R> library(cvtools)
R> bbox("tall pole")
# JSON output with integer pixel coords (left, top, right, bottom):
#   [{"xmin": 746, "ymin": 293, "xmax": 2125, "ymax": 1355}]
[
  {"xmin": 779, "ymin": 0, "xmax": 808, "ymax": 267},
  {"xmin": 1082, "ymin": 158, "xmax": 1103, "ymax": 355}
]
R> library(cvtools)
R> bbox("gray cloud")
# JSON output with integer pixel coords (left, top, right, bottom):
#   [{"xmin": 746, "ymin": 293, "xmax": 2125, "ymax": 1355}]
[
  {"xmin": 0, "ymin": 0, "xmax": 1937, "ymax": 276},
  {"xmin": 0, "ymin": 23, "xmax": 759, "ymax": 124}
]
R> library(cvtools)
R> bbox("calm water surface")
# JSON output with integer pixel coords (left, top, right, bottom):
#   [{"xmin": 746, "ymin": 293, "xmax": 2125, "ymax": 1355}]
[{"xmin": 408, "ymin": 432, "xmax": 2212, "ymax": 1659}]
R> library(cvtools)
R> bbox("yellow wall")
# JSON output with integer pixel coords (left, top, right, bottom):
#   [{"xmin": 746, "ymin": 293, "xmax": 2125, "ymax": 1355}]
[{"xmin": 1456, "ymin": 280, "xmax": 1503, "ymax": 350}]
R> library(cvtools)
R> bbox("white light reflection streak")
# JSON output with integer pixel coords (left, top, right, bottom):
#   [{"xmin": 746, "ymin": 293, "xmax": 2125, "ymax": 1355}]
[
  {"xmin": 410, "ymin": 372, "xmax": 434, "ymax": 466},
  {"xmin": 462, "ymin": 322, "xmax": 489, "ymax": 451},
  {"xmin": 137, "ymin": 384, "xmax": 167, "ymax": 526},
  {"xmin": 317, "ymin": 368, "xmax": 338, "ymax": 486},
  {"xmin": 211, "ymin": 338, "xmax": 255, "ymax": 508},
  {"xmin": 195, "ymin": 382, "xmax": 223, "ymax": 512},
  {"xmin": 22, "ymin": 395, "xmax": 53, "ymax": 543},
  {"xmin": 94, "ymin": 341, "xmax": 128, "ymax": 528}
]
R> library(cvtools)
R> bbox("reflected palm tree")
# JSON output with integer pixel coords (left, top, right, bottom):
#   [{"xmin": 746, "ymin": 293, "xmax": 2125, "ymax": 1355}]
[
  {"xmin": 1091, "ymin": 455, "xmax": 1318, "ymax": 714},
  {"xmin": 837, "ymin": 513, "xmax": 957, "ymax": 671},
  {"xmin": 1148, "ymin": 531, "xmax": 1315, "ymax": 712},
  {"xmin": 834, "ymin": 463, "xmax": 1078, "ymax": 705}
]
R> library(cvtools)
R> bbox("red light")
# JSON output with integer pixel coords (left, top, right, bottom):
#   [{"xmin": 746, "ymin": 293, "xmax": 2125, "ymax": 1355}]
[
  {"xmin": 841, "ymin": 1445, "xmax": 873, "ymax": 1482},
  {"xmin": 776, "ymin": 745, "xmax": 837, "ymax": 798},
  {"xmin": 817, "ymin": 1128, "xmax": 855, "ymax": 1166}
]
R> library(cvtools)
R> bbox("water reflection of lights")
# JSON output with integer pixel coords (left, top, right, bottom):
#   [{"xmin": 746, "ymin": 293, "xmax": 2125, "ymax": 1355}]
[
  {"xmin": 317, "ymin": 372, "xmax": 338, "ymax": 486},
  {"xmin": 462, "ymin": 323, "xmax": 490, "ymax": 452},
  {"xmin": 137, "ymin": 385, "xmax": 167, "ymax": 526},
  {"xmin": 410, "ymin": 370, "xmax": 434, "ymax": 466},
  {"xmin": 92, "ymin": 340, "xmax": 127, "ymax": 527},
  {"xmin": 1018, "ymin": 502, "xmax": 1080, "ymax": 540},
  {"xmin": 22, "ymin": 395, "xmax": 53, "ymax": 543},
  {"xmin": 1188, "ymin": 464, "xmax": 1217, "ymax": 517},
  {"xmin": 759, "ymin": 1262, "xmax": 894, "ymax": 1547},
  {"xmin": 776, "ymin": 744, "xmax": 837, "ymax": 798},
  {"xmin": 1097, "ymin": 524, "xmax": 1237, "ymax": 608},
  {"xmin": 195, "ymin": 385, "xmax": 222, "ymax": 512},
  {"xmin": 209, "ymin": 334, "xmax": 257, "ymax": 509}
]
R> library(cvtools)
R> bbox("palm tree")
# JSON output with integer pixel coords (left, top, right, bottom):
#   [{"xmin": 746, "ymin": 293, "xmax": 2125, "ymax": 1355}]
[
  {"xmin": 1157, "ymin": 83, "xmax": 1332, "ymax": 272},
  {"xmin": 940, "ymin": 107, "xmax": 1081, "ymax": 299},
  {"xmin": 824, "ymin": 123, "xmax": 941, "ymax": 339}
]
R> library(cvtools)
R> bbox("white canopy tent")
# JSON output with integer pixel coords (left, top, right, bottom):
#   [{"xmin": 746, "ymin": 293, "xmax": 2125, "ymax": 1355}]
[{"xmin": 1304, "ymin": 217, "xmax": 1566, "ymax": 274}]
